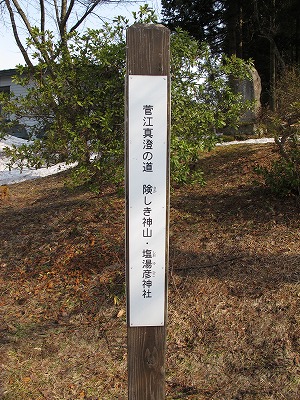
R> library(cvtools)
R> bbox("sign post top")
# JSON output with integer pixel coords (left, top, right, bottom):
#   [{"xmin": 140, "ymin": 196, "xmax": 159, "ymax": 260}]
[
  {"xmin": 127, "ymin": 23, "xmax": 170, "ymax": 32},
  {"xmin": 126, "ymin": 24, "xmax": 170, "ymax": 76}
]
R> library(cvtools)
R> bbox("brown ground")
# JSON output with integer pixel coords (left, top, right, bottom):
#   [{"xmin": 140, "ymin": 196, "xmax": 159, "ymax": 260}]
[{"xmin": 1, "ymin": 142, "xmax": 300, "ymax": 399}]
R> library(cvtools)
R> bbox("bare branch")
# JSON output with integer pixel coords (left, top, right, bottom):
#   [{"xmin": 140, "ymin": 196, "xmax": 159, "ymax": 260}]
[
  {"xmin": 53, "ymin": 0, "xmax": 60, "ymax": 28},
  {"xmin": 10, "ymin": 0, "xmax": 44, "ymax": 55},
  {"xmin": 4, "ymin": 0, "xmax": 33, "ymax": 67},
  {"xmin": 40, "ymin": 0, "xmax": 45, "ymax": 41},
  {"xmin": 1, "ymin": 0, "xmax": 141, "ymax": 67},
  {"xmin": 69, "ymin": 0, "xmax": 104, "ymax": 32},
  {"xmin": 60, "ymin": 0, "xmax": 75, "ymax": 37}
]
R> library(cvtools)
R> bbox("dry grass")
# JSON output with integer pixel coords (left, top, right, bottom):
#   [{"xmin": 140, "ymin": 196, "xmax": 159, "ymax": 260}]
[{"xmin": 1, "ymin": 143, "xmax": 300, "ymax": 399}]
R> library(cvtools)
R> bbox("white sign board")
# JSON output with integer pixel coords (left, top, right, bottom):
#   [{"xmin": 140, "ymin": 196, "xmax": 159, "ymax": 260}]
[{"xmin": 128, "ymin": 75, "xmax": 168, "ymax": 327}]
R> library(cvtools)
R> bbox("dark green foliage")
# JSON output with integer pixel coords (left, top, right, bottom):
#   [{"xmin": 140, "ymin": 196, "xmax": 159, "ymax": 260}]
[
  {"xmin": 161, "ymin": 0, "xmax": 300, "ymax": 106},
  {"xmin": 255, "ymin": 156, "xmax": 300, "ymax": 197},
  {"xmin": 161, "ymin": 0, "xmax": 224, "ymax": 50}
]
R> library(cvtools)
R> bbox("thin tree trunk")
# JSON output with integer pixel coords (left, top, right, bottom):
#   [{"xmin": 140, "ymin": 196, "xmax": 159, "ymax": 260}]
[
  {"xmin": 296, "ymin": 9, "xmax": 300, "ymax": 64},
  {"xmin": 40, "ymin": 0, "xmax": 45, "ymax": 39},
  {"xmin": 269, "ymin": 0, "xmax": 276, "ymax": 110},
  {"xmin": 225, "ymin": 0, "xmax": 243, "ymax": 57},
  {"xmin": 269, "ymin": 39, "xmax": 276, "ymax": 110}
]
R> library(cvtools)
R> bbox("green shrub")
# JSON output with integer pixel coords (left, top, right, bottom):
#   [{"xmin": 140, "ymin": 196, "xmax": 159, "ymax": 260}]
[
  {"xmin": 256, "ymin": 67, "xmax": 300, "ymax": 196},
  {"xmin": 255, "ymin": 155, "xmax": 300, "ymax": 196}
]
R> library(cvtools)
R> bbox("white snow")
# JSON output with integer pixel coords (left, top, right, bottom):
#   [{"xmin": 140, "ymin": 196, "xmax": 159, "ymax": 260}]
[
  {"xmin": 216, "ymin": 137, "xmax": 274, "ymax": 146},
  {"xmin": 0, "ymin": 135, "xmax": 76, "ymax": 185},
  {"xmin": 0, "ymin": 134, "xmax": 275, "ymax": 185}
]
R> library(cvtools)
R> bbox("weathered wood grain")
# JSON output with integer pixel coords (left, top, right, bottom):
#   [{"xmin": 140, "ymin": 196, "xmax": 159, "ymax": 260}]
[{"xmin": 125, "ymin": 24, "xmax": 170, "ymax": 400}]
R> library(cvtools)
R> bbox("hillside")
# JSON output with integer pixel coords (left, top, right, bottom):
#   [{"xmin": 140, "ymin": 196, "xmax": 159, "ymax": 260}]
[{"xmin": 1, "ymin": 142, "xmax": 300, "ymax": 399}]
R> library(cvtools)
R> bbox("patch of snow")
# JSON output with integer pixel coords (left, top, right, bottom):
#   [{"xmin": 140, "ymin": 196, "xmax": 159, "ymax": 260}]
[
  {"xmin": 0, "ymin": 135, "xmax": 31, "ymax": 151},
  {"xmin": 216, "ymin": 137, "xmax": 274, "ymax": 146},
  {"xmin": 0, "ymin": 135, "xmax": 76, "ymax": 185}
]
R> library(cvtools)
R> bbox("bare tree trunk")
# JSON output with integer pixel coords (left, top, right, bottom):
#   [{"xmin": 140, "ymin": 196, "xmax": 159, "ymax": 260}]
[
  {"xmin": 39, "ymin": 0, "xmax": 45, "ymax": 40},
  {"xmin": 237, "ymin": 3, "xmax": 243, "ymax": 59},
  {"xmin": 296, "ymin": 8, "xmax": 300, "ymax": 64},
  {"xmin": 269, "ymin": 0, "xmax": 277, "ymax": 111},
  {"xmin": 269, "ymin": 38, "xmax": 276, "ymax": 111}
]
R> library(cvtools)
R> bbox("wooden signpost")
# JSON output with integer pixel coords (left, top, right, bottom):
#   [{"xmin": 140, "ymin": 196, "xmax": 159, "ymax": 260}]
[{"xmin": 125, "ymin": 24, "xmax": 170, "ymax": 399}]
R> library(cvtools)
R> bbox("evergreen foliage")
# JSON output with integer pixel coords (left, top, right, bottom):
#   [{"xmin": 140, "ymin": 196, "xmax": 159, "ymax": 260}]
[{"xmin": 161, "ymin": 0, "xmax": 300, "ymax": 106}]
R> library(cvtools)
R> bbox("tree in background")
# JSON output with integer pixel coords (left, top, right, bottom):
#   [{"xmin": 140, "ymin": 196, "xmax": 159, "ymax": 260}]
[
  {"xmin": 161, "ymin": 0, "xmax": 300, "ymax": 109},
  {"xmin": 160, "ymin": 0, "xmax": 224, "ymax": 51}
]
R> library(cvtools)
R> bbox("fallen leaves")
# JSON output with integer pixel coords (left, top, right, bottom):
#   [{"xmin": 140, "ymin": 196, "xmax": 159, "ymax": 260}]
[{"xmin": 117, "ymin": 309, "xmax": 125, "ymax": 318}]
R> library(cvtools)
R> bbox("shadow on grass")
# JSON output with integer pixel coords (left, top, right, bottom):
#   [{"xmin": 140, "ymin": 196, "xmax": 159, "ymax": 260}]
[
  {"xmin": 172, "ymin": 184, "xmax": 300, "ymax": 226},
  {"xmin": 170, "ymin": 181, "xmax": 300, "ymax": 296},
  {"xmin": 0, "ymin": 180, "xmax": 125, "ymax": 277},
  {"xmin": 171, "ymin": 247, "xmax": 300, "ymax": 296}
]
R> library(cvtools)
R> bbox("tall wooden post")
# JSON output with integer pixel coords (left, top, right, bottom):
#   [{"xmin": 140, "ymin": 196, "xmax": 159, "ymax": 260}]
[{"xmin": 125, "ymin": 24, "xmax": 170, "ymax": 399}]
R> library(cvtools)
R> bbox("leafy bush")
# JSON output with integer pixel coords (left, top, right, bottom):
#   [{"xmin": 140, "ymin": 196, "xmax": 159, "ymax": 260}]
[
  {"xmin": 255, "ymin": 156, "xmax": 300, "ymax": 196},
  {"xmin": 0, "ymin": 6, "xmax": 253, "ymax": 187},
  {"xmin": 256, "ymin": 67, "xmax": 300, "ymax": 196},
  {"xmin": 0, "ymin": 21, "xmax": 127, "ymax": 188},
  {"xmin": 170, "ymin": 28, "xmax": 253, "ymax": 183}
]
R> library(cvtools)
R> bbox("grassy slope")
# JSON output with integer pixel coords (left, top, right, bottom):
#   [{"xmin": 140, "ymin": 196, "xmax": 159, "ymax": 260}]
[{"xmin": 1, "ymin": 143, "xmax": 300, "ymax": 399}]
